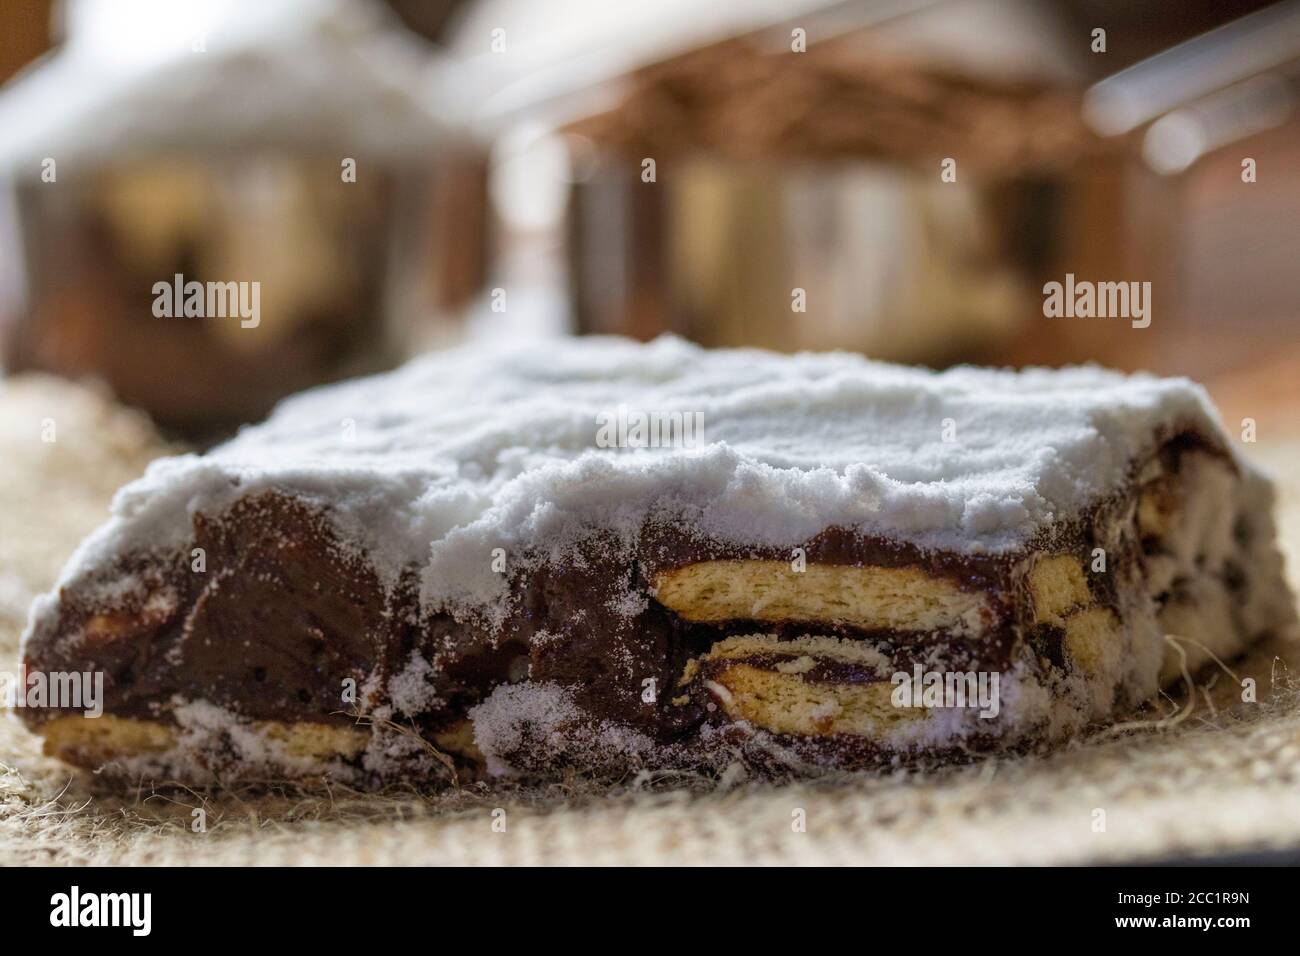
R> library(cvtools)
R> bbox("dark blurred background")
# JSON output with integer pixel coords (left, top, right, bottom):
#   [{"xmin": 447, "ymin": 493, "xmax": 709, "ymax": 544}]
[{"xmin": 0, "ymin": 0, "xmax": 1296, "ymax": 441}]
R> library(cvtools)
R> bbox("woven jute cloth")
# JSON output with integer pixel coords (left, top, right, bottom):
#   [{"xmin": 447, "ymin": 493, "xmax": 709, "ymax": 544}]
[{"xmin": 3, "ymin": 375, "xmax": 1299, "ymax": 866}]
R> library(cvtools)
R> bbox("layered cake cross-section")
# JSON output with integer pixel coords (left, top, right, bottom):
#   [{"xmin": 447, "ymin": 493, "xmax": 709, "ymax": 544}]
[{"xmin": 18, "ymin": 336, "xmax": 1298, "ymax": 782}]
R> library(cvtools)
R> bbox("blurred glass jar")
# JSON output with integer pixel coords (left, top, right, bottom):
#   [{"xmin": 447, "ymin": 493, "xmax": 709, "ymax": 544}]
[
  {"xmin": 5, "ymin": 157, "xmax": 425, "ymax": 434},
  {"xmin": 514, "ymin": 29, "xmax": 1096, "ymax": 365},
  {"xmin": 565, "ymin": 152, "xmax": 1038, "ymax": 363},
  {"xmin": 0, "ymin": 0, "xmax": 487, "ymax": 436}
]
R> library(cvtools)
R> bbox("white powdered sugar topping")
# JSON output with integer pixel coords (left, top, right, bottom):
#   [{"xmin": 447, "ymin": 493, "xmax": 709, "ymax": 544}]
[{"xmin": 36, "ymin": 335, "xmax": 1230, "ymax": 626}]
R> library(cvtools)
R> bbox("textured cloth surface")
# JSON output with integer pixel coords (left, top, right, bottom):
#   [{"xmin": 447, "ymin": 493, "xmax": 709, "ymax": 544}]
[{"xmin": 2, "ymin": 374, "xmax": 1299, "ymax": 866}]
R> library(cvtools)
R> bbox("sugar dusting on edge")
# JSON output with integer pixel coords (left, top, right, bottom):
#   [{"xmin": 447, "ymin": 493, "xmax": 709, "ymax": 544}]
[{"xmin": 28, "ymin": 334, "xmax": 1229, "ymax": 631}]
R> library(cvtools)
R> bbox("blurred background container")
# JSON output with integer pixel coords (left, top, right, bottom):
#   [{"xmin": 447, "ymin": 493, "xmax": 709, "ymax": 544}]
[
  {"xmin": 0, "ymin": 0, "xmax": 486, "ymax": 435},
  {"xmin": 0, "ymin": 0, "xmax": 1297, "ymax": 438},
  {"xmin": 464, "ymin": 0, "xmax": 1299, "ymax": 389}
]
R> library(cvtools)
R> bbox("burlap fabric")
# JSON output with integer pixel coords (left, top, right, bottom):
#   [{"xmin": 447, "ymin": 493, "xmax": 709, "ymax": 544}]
[{"xmin": 3, "ymin": 375, "xmax": 1298, "ymax": 866}]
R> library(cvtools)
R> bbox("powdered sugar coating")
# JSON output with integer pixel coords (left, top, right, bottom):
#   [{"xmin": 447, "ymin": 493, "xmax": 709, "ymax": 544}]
[{"xmin": 31, "ymin": 335, "xmax": 1229, "ymax": 628}]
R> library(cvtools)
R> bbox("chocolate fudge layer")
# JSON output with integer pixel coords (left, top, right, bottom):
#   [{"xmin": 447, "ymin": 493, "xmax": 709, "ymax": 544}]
[{"xmin": 19, "ymin": 336, "xmax": 1298, "ymax": 783}]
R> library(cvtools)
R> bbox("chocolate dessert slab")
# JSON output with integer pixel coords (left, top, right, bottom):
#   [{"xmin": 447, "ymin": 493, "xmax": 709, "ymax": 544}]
[{"xmin": 19, "ymin": 336, "xmax": 1298, "ymax": 783}]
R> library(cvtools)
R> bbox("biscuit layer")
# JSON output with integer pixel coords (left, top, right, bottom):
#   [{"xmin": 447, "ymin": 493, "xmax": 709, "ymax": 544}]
[
  {"xmin": 680, "ymin": 634, "xmax": 924, "ymax": 739},
  {"xmin": 653, "ymin": 561, "xmax": 992, "ymax": 635},
  {"xmin": 1028, "ymin": 555, "xmax": 1091, "ymax": 624},
  {"xmin": 39, "ymin": 715, "xmax": 368, "ymax": 769}
]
